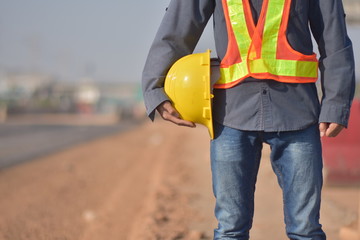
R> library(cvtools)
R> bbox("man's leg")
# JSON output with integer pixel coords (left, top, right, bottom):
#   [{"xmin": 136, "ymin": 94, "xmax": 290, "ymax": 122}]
[
  {"xmin": 265, "ymin": 124, "xmax": 326, "ymax": 240},
  {"xmin": 211, "ymin": 123, "xmax": 262, "ymax": 240}
]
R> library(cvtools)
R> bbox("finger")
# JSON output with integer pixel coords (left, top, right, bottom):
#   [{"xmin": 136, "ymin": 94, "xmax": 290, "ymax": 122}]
[
  {"xmin": 174, "ymin": 118, "xmax": 196, "ymax": 128},
  {"xmin": 157, "ymin": 102, "xmax": 171, "ymax": 115},
  {"xmin": 328, "ymin": 124, "xmax": 343, "ymax": 137},
  {"xmin": 159, "ymin": 103, "xmax": 180, "ymax": 120},
  {"xmin": 326, "ymin": 123, "xmax": 344, "ymax": 137},
  {"xmin": 162, "ymin": 112, "xmax": 196, "ymax": 127},
  {"xmin": 161, "ymin": 102, "xmax": 196, "ymax": 127},
  {"xmin": 319, "ymin": 122, "xmax": 328, "ymax": 138},
  {"xmin": 158, "ymin": 102, "xmax": 180, "ymax": 118}
]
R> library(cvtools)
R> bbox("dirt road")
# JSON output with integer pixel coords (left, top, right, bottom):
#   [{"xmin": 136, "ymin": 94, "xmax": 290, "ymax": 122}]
[{"xmin": 0, "ymin": 121, "xmax": 358, "ymax": 240}]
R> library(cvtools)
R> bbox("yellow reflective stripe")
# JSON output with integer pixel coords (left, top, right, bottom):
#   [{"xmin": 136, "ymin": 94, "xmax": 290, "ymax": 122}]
[
  {"xmin": 219, "ymin": 59, "xmax": 317, "ymax": 83},
  {"xmin": 217, "ymin": 0, "xmax": 318, "ymax": 87},
  {"xmin": 250, "ymin": 59, "xmax": 318, "ymax": 78},
  {"xmin": 261, "ymin": 0, "xmax": 285, "ymax": 59},
  {"xmin": 227, "ymin": 0, "xmax": 251, "ymax": 59},
  {"xmin": 218, "ymin": 61, "xmax": 248, "ymax": 84}
]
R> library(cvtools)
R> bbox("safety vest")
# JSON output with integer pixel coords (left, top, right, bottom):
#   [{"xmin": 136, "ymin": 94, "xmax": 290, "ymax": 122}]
[{"xmin": 214, "ymin": 0, "xmax": 319, "ymax": 89}]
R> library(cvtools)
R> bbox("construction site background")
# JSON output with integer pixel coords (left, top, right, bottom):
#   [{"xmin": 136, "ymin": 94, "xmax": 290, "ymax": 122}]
[{"xmin": 0, "ymin": 2, "xmax": 359, "ymax": 239}]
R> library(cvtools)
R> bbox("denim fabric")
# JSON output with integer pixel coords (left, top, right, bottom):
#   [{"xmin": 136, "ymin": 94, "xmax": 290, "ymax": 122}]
[{"xmin": 210, "ymin": 122, "xmax": 326, "ymax": 240}]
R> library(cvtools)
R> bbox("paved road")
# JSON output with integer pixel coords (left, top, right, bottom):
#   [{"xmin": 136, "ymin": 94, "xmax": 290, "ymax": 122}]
[{"xmin": 0, "ymin": 122, "xmax": 136, "ymax": 168}]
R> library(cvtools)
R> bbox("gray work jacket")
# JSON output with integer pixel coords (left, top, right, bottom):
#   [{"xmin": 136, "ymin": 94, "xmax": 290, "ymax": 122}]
[{"xmin": 142, "ymin": 0, "xmax": 355, "ymax": 131}]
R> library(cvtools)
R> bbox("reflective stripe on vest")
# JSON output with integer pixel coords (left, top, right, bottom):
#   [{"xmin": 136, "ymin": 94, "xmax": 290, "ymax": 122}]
[{"xmin": 214, "ymin": 0, "xmax": 318, "ymax": 89}]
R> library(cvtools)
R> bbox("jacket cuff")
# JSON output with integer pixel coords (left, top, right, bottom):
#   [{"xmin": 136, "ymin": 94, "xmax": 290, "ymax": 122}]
[
  {"xmin": 144, "ymin": 88, "xmax": 170, "ymax": 121},
  {"xmin": 318, "ymin": 103, "xmax": 351, "ymax": 128}
]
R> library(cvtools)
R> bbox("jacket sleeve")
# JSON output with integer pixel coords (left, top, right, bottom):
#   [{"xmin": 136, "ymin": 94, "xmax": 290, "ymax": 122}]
[
  {"xmin": 309, "ymin": 0, "xmax": 356, "ymax": 127},
  {"xmin": 141, "ymin": 0, "xmax": 215, "ymax": 120}
]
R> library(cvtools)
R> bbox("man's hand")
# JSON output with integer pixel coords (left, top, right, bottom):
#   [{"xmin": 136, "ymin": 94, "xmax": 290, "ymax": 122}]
[
  {"xmin": 319, "ymin": 122, "xmax": 345, "ymax": 137},
  {"xmin": 156, "ymin": 101, "xmax": 196, "ymax": 128}
]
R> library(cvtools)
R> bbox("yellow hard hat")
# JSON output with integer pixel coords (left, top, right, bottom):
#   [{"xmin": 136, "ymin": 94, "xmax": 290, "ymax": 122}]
[{"xmin": 164, "ymin": 49, "xmax": 214, "ymax": 139}]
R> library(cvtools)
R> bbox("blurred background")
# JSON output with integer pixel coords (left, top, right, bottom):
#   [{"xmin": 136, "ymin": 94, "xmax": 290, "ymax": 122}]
[
  {"xmin": 0, "ymin": 1, "xmax": 359, "ymax": 240},
  {"xmin": 0, "ymin": 0, "xmax": 219, "ymax": 168}
]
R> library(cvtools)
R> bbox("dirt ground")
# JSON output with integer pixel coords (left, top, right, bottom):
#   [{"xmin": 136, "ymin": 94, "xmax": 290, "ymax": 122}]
[{"xmin": 0, "ymin": 120, "xmax": 358, "ymax": 240}]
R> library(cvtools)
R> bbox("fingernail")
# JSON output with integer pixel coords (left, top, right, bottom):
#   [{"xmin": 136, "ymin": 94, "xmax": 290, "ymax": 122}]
[{"xmin": 320, "ymin": 132, "xmax": 324, "ymax": 137}]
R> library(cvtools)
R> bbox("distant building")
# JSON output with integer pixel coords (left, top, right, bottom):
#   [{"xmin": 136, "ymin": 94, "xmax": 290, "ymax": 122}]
[
  {"xmin": 0, "ymin": 72, "xmax": 53, "ymax": 114},
  {"xmin": 0, "ymin": 72, "xmax": 145, "ymax": 120},
  {"xmin": 74, "ymin": 80, "xmax": 100, "ymax": 114},
  {"xmin": 32, "ymin": 81, "xmax": 76, "ymax": 113},
  {"xmin": 0, "ymin": 72, "xmax": 51, "ymax": 100}
]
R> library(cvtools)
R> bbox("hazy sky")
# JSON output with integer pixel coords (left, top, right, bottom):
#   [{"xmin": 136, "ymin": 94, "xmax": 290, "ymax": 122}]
[
  {"xmin": 0, "ymin": 0, "xmax": 215, "ymax": 83},
  {"xmin": 0, "ymin": 1, "xmax": 358, "ymax": 83}
]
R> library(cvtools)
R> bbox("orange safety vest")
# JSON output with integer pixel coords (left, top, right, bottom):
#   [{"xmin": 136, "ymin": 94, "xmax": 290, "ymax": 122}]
[{"xmin": 214, "ymin": 0, "xmax": 319, "ymax": 89}]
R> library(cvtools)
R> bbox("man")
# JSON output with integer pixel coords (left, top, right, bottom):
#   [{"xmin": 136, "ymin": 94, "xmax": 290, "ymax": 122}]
[{"xmin": 142, "ymin": 0, "xmax": 355, "ymax": 239}]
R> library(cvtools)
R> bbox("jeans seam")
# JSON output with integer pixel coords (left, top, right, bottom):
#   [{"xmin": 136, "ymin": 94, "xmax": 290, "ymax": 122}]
[{"xmin": 271, "ymin": 160, "xmax": 291, "ymax": 227}]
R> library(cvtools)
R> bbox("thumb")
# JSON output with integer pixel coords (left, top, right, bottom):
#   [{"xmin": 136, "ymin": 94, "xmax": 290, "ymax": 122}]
[
  {"xmin": 162, "ymin": 101, "xmax": 180, "ymax": 117},
  {"xmin": 319, "ymin": 122, "xmax": 329, "ymax": 138}
]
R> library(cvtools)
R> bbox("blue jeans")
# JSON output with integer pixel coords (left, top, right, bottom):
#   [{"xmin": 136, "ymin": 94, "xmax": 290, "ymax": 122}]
[{"xmin": 210, "ymin": 123, "xmax": 326, "ymax": 240}]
